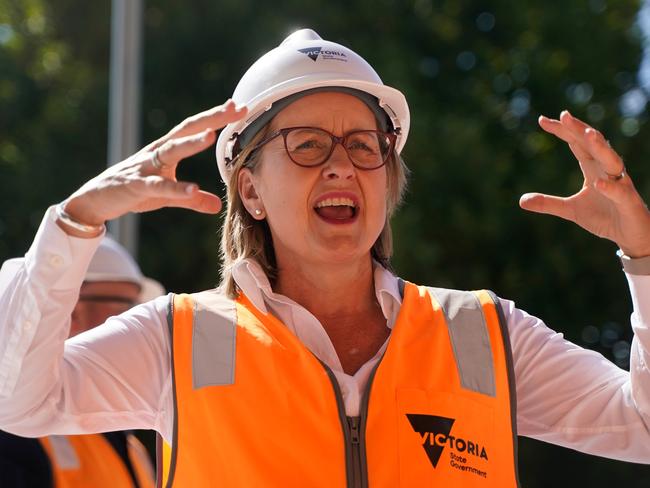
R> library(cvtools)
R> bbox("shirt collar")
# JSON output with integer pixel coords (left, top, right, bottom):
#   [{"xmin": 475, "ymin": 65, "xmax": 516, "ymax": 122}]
[{"xmin": 231, "ymin": 258, "xmax": 403, "ymax": 327}]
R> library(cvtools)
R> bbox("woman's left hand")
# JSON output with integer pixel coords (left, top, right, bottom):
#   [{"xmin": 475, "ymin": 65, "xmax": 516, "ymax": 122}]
[{"xmin": 519, "ymin": 111, "xmax": 650, "ymax": 258}]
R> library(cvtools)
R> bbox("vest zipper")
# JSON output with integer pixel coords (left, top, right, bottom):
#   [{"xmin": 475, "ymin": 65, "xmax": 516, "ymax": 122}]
[
  {"xmin": 348, "ymin": 416, "xmax": 362, "ymax": 487},
  {"xmin": 317, "ymin": 358, "xmax": 384, "ymax": 488}
]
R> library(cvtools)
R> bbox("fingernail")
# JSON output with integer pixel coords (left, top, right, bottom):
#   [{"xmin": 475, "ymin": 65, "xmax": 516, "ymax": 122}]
[
  {"xmin": 519, "ymin": 193, "xmax": 533, "ymax": 204},
  {"xmin": 185, "ymin": 184, "xmax": 197, "ymax": 195}
]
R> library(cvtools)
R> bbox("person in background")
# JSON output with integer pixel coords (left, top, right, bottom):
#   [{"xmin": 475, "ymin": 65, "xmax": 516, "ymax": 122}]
[{"xmin": 0, "ymin": 235, "xmax": 162, "ymax": 488}]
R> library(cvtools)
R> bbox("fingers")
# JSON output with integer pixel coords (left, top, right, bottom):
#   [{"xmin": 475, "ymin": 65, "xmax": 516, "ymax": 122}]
[
  {"xmin": 66, "ymin": 101, "xmax": 243, "ymax": 221},
  {"xmin": 136, "ymin": 175, "xmax": 199, "ymax": 199},
  {"xmin": 538, "ymin": 114, "xmax": 596, "ymax": 179},
  {"xmin": 519, "ymin": 192, "xmax": 575, "ymax": 222},
  {"xmin": 567, "ymin": 143, "xmax": 597, "ymax": 182},
  {"xmin": 584, "ymin": 127, "xmax": 626, "ymax": 177},
  {"xmin": 537, "ymin": 115, "xmax": 575, "ymax": 144},
  {"xmin": 171, "ymin": 189, "xmax": 222, "ymax": 214},
  {"xmin": 539, "ymin": 115, "xmax": 598, "ymax": 182},
  {"xmin": 539, "ymin": 111, "xmax": 626, "ymax": 182},
  {"xmin": 538, "ymin": 113, "xmax": 593, "ymax": 161},
  {"xmin": 147, "ymin": 129, "xmax": 217, "ymax": 173},
  {"xmin": 168, "ymin": 99, "xmax": 248, "ymax": 138},
  {"xmin": 560, "ymin": 110, "xmax": 624, "ymax": 176},
  {"xmin": 146, "ymin": 100, "xmax": 248, "ymax": 152},
  {"xmin": 132, "ymin": 176, "xmax": 222, "ymax": 214},
  {"xmin": 134, "ymin": 105, "xmax": 237, "ymax": 214}
]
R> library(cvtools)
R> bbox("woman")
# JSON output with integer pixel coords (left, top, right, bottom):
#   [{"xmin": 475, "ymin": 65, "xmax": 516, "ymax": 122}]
[{"xmin": 0, "ymin": 29, "xmax": 649, "ymax": 487}]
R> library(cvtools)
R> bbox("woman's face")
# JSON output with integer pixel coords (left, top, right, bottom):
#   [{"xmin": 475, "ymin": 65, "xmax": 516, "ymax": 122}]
[{"xmin": 239, "ymin": 92, "xmax": 388, "ymax": 269}]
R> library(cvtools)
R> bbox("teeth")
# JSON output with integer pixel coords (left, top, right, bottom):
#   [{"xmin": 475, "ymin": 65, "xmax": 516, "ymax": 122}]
[{"xmin": 315, "ymin": 197, "xmax": 356, "ymax": 208}]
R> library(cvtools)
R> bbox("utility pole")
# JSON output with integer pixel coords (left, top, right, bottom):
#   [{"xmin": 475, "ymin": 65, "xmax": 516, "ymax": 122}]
[{"xmin": 107, "ymin": 0, "xmax": 143, "ymax": 255}]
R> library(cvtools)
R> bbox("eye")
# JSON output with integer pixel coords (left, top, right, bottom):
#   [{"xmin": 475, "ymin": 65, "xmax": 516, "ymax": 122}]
[
  {"xmin": 348, "ymin": 141, "xmax": 372, "ymax": 151},
  {"xmin": 295, "ymin": 139, "xmax": 324, "ymax": 150},
  {"xmin": 347, "ymin": 133, "xmax": 380, "ymax": 154},
  {"xmin": 287, "ymin": 129, "xmax": 330, "ymax": 152}
]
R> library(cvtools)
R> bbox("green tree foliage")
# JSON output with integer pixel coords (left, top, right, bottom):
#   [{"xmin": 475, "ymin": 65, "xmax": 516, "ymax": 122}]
[{"xmin": 1, "ymin": 0, "xmax": 650, "ymax": 484}]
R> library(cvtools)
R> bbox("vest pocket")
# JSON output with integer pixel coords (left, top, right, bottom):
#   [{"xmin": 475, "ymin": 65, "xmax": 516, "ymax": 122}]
[{"xmin": 396, "ymin": 388, "xmax": 494, "ymax": 486}]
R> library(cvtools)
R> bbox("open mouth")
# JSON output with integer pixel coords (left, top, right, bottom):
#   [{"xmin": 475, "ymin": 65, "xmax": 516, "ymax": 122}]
[{"xmin": 314, "ymin": 197, "xmax": 359, "ymax": 223}]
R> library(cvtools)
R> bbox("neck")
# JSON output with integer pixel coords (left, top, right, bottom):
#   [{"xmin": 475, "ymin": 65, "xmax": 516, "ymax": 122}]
[
  {"xmin": 274, "ymin": 255, "xmax": 378, "ymax": 322},
  {"xmin": 273, "ymin": 254, "xmax": 389, "ymax": 375}
]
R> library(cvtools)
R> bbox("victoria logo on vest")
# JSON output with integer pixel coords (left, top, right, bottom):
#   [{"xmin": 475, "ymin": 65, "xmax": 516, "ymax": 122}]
[{"xmin": 406, "ymin": 414, "xmax": 489, "ymax": 479}]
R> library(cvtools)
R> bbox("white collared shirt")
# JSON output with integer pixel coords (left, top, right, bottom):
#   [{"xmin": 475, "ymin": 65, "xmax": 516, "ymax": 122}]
[
  {"xmin": 231, "ymin": 258, "xmax": 401, "ymax": 416},
  {"xmin": 1, "ymin": 206, "xmax": 650, "ymax": 463}
]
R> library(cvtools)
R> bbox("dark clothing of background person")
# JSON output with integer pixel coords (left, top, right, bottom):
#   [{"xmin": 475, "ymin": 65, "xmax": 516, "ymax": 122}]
[{"xmin": 0, "ymin": 430, "xmax": 143, "ymax": 488}]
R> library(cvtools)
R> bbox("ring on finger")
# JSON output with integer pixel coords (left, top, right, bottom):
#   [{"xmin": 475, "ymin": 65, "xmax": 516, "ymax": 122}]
[
  {"xmin": 151, "ymin": 148, "xmax": 165, "ymax": 170},
  {"xmin": 605, "ymin": 168, "xmax": 626, "ymax": 181}
]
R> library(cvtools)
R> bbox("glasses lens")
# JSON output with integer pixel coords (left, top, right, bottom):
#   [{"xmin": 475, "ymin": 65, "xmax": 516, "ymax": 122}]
[
  {"xmin": 346, "ymin": 131, "xmax": 390, "ymax": 168},
  {"xmin": 284, "ymin": 128, "xmax": 392, "ymax": 168},
  {"xmin": 285, "ymin": 128, "xmax": 333, "ymax": 166}
]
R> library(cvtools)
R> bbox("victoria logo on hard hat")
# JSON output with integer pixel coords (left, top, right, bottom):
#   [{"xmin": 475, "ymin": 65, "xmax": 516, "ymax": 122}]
[
  {"xmin": 297, "ymin": 47, "xmax": 348, "ymax": 63},
  {"xmin": 298, "ymin": 47, "xmax": 321, "ymax": 61}
]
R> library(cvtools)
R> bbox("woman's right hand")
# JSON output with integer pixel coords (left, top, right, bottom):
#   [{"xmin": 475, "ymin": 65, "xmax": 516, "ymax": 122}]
[{"xmin": 60, "ymin": 100, "xmax": 247, "ymax": 233}]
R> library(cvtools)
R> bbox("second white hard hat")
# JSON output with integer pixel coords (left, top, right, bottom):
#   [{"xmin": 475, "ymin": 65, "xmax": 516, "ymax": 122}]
[
  {"xmin": 85, "ymin": 235, "xmax": 165, "ymax": 304},
  {"xmin": 215, "ymin": 28, "xmax": 410, "ymax": 184}
]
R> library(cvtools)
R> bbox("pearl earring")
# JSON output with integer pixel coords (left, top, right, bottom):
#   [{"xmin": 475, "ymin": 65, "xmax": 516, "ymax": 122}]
[{"xmin": 254, "ymin": 209, "xmax": 262, "ymax": 216}]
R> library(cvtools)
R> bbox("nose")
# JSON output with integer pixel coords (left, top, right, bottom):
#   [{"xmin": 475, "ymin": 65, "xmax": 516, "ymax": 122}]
[{"xmin": 322, "ymin": 142, "xmax": 355, "ymax": 180}]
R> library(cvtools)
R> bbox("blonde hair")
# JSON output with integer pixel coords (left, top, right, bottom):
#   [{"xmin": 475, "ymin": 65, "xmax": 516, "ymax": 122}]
[{"xmin": 219, "ymin": 127, "xmax": 409, "ymax": 298}]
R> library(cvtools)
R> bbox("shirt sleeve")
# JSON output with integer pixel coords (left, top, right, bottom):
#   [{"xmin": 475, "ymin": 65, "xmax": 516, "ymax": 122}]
[
  {"xmin": 0, "ymin": 207, "xmax": 173, "ymax": 442},
  {"xmin": 508, "ymin": 272, "xmax": 650, "ymax": 463}
]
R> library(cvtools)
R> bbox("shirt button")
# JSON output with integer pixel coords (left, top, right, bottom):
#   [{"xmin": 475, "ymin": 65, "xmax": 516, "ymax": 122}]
[
  {"xmin": 24, "ymin": 321, "xmax": 33, "ymax": 331},
  {"xmin": 49, "ymin": 255, "xmax": 64, "ymax": 267}
]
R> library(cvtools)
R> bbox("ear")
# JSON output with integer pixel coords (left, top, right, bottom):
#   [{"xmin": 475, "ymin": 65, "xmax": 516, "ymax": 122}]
[{"xmin": 238, "ymin": 168, "xmax": 266, "ymax": 220}]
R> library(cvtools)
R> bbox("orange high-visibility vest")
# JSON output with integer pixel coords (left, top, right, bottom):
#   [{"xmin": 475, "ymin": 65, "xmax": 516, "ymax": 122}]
[
  {"xmin": 163, "ymin": 281, "xmax": 519, "ymax": 487},
  {"xmin": 40, "ymin": 433, "xmax": 154, "ymax": 488}
]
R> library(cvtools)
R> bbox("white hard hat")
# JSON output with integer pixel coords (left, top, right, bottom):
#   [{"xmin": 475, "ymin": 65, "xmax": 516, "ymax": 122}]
[
  {"xmin": 215, "ymin": 28, "xmax": 410, "ymax": 184},
  {"xmin": 85, "ymin": 235, "xmax": 165, "ymax": 303}
]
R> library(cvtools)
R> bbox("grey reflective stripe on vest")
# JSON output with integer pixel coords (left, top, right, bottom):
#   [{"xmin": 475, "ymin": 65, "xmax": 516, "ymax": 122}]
[
  {"xmin": 427, "ymin": 288, "xmax": 496, "ymax": 397},
  {"xmin": 48, "ymin": 436, "xmax": 80, "ymax": 469},
  {"xmin": 189, "ymin": 291, "xmax": 237, "ymax": 389}
]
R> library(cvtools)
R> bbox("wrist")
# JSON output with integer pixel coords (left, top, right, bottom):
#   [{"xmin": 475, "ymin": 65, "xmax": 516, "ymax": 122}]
[
  {"xmin": 618, "ymin": 243, "xmax": 650, "ymax": 259},
  {"xmin": 55, "ymin": 202, "xmax": 105, "ymax": 238},
  {"xmin": 617, "ymin": 250, "xmax": 650, "ymax": 276}
]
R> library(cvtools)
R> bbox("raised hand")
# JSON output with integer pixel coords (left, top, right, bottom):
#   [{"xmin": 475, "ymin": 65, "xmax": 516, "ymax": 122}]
[
  {"xmin": 520, "ymin": 111, "xmax": 650, "ymax": 258},
  {"xmin": 60, "ymin": 100, "xmax": 247, "ymax": 233}
]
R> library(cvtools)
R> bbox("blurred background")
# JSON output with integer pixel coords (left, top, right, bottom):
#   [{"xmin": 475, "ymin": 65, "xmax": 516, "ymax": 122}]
[{"xmin": 1, "ymin": 0, "xmax": 650, "ymax": 485}]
